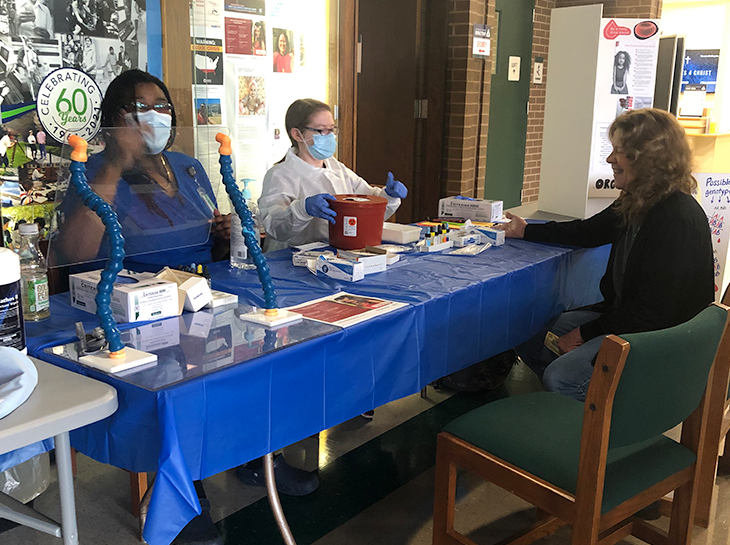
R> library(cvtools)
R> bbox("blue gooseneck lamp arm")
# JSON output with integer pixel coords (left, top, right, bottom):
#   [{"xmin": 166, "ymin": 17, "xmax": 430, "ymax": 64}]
[
  {"xmin": 215, "ymin": 135, "xmax": 297, "ymax": 545},
  {"xmin": 68, "ymin": 135, "xmax": 126, "ymax": 357},
  {"xmin": 215, "ymin": 133, "xmax": 278, "ymax": 311}
]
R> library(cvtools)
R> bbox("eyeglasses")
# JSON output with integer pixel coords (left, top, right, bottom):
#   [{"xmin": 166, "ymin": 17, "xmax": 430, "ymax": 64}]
[
  {"xmin": 303, "ymin": 126, "xmax": 338, "ymax": 136},
  {"xmin": 128, "ymin": 101, "xmax": 173, "ymax": 114}
]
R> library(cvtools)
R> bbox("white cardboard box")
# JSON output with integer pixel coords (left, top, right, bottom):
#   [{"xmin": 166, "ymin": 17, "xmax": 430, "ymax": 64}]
[
  {"xmin": 69, "ymin": 270, "xmax": 179, "ymax": 323},
  {"xmin": 312, "ymin": 256, "xmax": 365, "ymax": 282},
  {"xmin": 155, "ymin": 268, "xmax": 213, "ymax": 312},
  {"xmin": 336, "ymin": 250, "xmax": 387, "ymax": 274},
  {"xmin": 478, "ymin": 227, "xmax": 506, "ymax": 246},
  {"xmin": 438, "ymin": 197, "xmax": 503, "ymax": 222},
  {"xmin": 382, "ymin": 223, "xmax": 421, "ymax": 244}
]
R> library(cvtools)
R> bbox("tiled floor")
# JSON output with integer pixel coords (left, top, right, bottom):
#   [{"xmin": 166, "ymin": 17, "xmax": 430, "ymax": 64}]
[{"xmin": 3, "ymin": 361, "xmax": 730, "ymax": 545}]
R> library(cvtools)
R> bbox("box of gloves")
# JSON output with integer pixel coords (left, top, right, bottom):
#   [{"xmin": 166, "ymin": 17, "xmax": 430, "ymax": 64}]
[
  {"xmin": 438, "ymin": 197, "xmax": 503, "ymax": 222},
  {"xmin": 309, "ymin": 256, "xmax": 365, "ymax": 282},
  {"xmin": 69, "ymin": 270, "xmax": 179, "ymax": 323}
]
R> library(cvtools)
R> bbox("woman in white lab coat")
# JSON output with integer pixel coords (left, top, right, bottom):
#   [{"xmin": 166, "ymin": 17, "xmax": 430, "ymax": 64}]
[{"xmin": 259, "ymin": 98, "xmax": 408, "ymax": 251}]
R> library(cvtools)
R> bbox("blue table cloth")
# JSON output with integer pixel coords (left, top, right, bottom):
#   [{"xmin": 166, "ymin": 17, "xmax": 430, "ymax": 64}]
[{"xmin": 27, "ymin": 240, "xmax": 610, "ymax": 545}]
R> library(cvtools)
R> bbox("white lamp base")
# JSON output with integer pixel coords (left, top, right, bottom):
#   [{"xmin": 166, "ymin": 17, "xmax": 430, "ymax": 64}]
[
  {"xmin": 237, "ymin": 309, "xmax": 303, "ymax": 328},
  {"xmin": 79, "ymin": 347, "xmax": 157, "ymax": 374}
]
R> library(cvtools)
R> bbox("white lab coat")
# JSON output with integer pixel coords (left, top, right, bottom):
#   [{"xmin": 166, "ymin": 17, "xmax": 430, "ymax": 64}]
[{"xmin": 259, "ymin": 148, "xmax": 401, "ymax": 251}]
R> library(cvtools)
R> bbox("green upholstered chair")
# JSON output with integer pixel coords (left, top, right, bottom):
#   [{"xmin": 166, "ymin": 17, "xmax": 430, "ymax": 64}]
[
  {"xmin": 679, "ymin": 288, "xmax": 730, "ymax": 528},
  {"xmin": 432, "ymin": 304, "xmax": 730, "ymax": 545}
]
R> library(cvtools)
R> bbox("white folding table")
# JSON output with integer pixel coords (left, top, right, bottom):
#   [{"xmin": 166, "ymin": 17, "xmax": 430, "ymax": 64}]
[{"xmin": 0, "ymin": 357, "xmax": 118, "ymax": 545}]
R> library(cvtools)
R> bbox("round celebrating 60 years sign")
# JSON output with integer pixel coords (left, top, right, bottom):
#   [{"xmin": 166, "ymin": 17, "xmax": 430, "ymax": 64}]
[{"xmin": 37, "ymin": 68, "xmax": 102, "ymax": 143}]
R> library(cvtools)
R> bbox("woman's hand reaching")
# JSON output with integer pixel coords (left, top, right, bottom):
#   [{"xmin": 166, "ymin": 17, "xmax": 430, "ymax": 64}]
[{"xmin": 494, "ymin": 211, "xmax": 527, "ymax": 239}]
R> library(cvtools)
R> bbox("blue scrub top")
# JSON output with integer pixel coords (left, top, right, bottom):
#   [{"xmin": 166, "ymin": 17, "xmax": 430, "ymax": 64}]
[{"xmin": 64, "ymin": 151, "xmax": 218, "ymax": 272}]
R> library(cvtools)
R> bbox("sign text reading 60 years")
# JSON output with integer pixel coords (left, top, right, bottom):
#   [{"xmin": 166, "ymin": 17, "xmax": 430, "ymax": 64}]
[{"xmin": 37, "ymin": 68, "xmax": 102, "ymax": 143}]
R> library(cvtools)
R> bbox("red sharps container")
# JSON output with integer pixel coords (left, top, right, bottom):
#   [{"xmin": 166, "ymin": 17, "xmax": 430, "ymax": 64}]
[{"xmin": 328, "ymin": 194, "xmax": 388, "ymax": 250}]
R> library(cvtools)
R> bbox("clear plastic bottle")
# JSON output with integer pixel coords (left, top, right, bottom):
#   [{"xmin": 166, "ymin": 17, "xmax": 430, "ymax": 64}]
[
  {"xmin": 18, "ymin": 223, "xmax": 50, "ymax": 321},
  {"xmin": 230, "ymin": 178, "xmax": 260, "ymax": 270}
]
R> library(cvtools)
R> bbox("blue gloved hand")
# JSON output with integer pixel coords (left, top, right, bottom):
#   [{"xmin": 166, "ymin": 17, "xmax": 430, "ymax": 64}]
[
  {"xmin": 384, "ymin": 172, "xmax": 408, "ymax": 199},
  {"xmin": 305, "ymin": 193, "xmax": 337, "ymax": 224}
]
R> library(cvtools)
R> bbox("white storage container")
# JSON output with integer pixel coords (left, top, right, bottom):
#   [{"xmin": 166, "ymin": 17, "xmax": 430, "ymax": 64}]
[{"xmin": 381, "ymin": 223, "xmax": 421, "ymax": 244}]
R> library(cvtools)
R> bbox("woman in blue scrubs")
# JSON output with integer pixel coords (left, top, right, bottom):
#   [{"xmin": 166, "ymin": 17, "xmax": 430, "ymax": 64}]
[{"xmin": 54, "ymin": 70, "xmax": 230, "ymax": 271}]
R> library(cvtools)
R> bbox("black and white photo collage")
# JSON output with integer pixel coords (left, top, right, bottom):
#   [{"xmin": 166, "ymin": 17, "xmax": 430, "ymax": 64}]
[{"xmin": 0, "ymin": 0, "xmax": 147, "ymax": 104}]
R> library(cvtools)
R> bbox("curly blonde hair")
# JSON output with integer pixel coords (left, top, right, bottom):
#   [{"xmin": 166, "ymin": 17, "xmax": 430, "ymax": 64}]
[{"xmin": 609, "ymin": 109, "xmax": 696, "ymax": 224}]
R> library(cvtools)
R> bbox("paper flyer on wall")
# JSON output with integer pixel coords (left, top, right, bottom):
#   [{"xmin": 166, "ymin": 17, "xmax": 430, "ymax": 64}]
[
  {"xmin": 191, "ymin": 0, "xmax": 329, "ymax": 209},
  {"xmin": 698, "ymin": 173, "xmax": 730, "ymax": 301},
  {"xmin": 586, "ymin": 18, "xmax": 660, "ymax": 199},
  {"xmin": 287, "ymin": 293, "xmax": 408, "ymax": 328}
]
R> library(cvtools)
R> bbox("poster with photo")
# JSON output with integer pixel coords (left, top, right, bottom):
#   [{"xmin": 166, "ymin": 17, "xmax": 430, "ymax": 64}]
[
  {"xmin": 224, "ymin": 0, "xmax": 263, "ymax": 15},
  {"xmin": 0, "ymin": 0, "xmax": 150, "ymax": 164},
  {"xmin": 238, "ymin": 75, "xmax": 264, "ymax": 115},
  {"xmin": 192, "ymin": 37, "xmax": 223, "ymax": 85},
  {"xmin": 272, "ymin": 28, "xmax": 293, "ymax": 73},
  {"xmin": 58, "ymin": 0, "xmax": 145, "ymax": 41},
  {"xmin": 587, "ymin": 17, "xmax": 660, "ymax": 199},
  {"xmin": 195, "ymin": 97, "xmax": 222, "ymax": 125},
  {"xmin": 1, "ymin": 36, "xmax": 61, "ymax": 102}
]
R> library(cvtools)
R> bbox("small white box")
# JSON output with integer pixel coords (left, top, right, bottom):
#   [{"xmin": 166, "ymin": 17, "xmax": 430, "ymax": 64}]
[
  {"xmin": 478, "ymin": 227, "xmax": 506, "ymax": 246},
  {"xmin": 438, "ymin": 197, "xmax": 503, "ymax": 222},
  {"xmin": 293, "ymin": 250, "xmax": 335, "ymax": 267},
  {"xmin": 452, "ymin": 233, "xmax": 483, "ymax": 247},
  {"xmin": 155, "ymin": 268, "xmax": 214, "ymax": 312},
  {"xmin": 70, "ymin": 270, "xmax": 179, "ymax": 323},
  {"xmin": 382, "ymin": 223, "xmax": 421, "ymax": 244},
  {"xmin": 337, "ymin": 250, "xmax": 387, "ymax": 275},
  {"xmin": 313, "ymin": 256, "xmax": 365, "ymax": 282}
]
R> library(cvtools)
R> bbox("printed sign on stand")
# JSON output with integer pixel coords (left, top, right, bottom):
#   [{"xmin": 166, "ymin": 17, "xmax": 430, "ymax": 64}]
[
  {"xmin": 586, "ymin": 18, "xmax": 660, "ymax": 199},
  {"xmin": 698, "ymin": 173, "xmax": 730, "ymax": 300}
]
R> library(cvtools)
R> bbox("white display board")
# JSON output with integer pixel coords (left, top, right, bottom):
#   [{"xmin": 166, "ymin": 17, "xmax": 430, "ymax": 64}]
[
  {"xmin": 587, "ymin": 17, "xmax": 661, "ymax": 200},
  {"xmin": 698, "ymin": 172, "xmax": 730, "ymax": 301},
  {"xmin": 538, "ymin": 6, "xmax": 660, "ymax": 219},
  {"xmin": 190, "ymin": 0, "xmax": 331, "ymax": 213}
]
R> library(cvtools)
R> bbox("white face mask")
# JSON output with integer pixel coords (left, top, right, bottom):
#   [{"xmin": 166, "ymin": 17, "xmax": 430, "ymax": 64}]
[{"xmin": 131, "ymin": 110, "xmax": 172, "ymax": 155}]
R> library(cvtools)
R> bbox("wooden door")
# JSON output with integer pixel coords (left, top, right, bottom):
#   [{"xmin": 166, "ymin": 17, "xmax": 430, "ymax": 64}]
[{"xmin": 355, "ymin": 0, "xmax": 419, "ymax": 222}]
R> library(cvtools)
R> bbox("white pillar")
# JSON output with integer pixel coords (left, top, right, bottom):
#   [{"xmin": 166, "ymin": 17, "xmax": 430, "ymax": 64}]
[{"xmin": 713, "ymin": 4, "xmax": 730, "ymax": 133}]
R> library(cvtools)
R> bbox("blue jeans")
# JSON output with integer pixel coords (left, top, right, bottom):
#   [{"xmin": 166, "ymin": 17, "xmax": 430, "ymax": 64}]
[{"xmin": 516, "ymin": 310, "xmax": 606, "ymax": 402}]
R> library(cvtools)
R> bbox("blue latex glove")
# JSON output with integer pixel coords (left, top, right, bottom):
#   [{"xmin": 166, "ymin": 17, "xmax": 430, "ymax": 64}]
[
  {"xmin": 454, "ymin": 195, "xmax": 476, "ymax": 201},
  {"xmin": 384, "ymin": 172, "xmax": 408, "ymax": 199},
  {"xmin": 305, "ymin": 193, "xmax": 337, "ymax": 224}
]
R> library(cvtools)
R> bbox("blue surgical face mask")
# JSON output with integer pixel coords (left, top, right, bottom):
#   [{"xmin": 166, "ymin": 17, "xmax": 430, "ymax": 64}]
[
  {"xmin": 132, "ymin": 110, "xmax": 172, "ymax": 155},
  {"xmin": 300, "ymin": 131, "xmax": 337, "ymax": 161}
]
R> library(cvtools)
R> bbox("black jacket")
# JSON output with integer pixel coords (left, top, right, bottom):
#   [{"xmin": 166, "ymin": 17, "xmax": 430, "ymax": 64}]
[{"xmin": 524, "ymin": 192, "xmax": 714, "ymax": 341}]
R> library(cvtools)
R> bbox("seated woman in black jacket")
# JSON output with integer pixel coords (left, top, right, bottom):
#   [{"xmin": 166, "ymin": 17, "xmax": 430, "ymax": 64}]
[{"xmin": 499, "ymin": 108, "xmax": 714, "ymax": 401}]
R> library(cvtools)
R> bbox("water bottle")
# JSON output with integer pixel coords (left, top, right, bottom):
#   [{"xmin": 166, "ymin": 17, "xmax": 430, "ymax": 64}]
[
  {"xmin": 18, "ymin": 223, "xmax": 50, "ymax": 321},
  {"xmin": 230, "ymin": 178, "xmax": 259, "ymax": 270}
]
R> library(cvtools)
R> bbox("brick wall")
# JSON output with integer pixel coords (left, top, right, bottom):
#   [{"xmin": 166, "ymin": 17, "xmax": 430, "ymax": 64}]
[
  {"xmin": 522, "ymin": 0, "xmax": 556, "ymax": 204},
  {"xmin": 442, "ymin": 0, "xmax": 492, "ymax": 198}
]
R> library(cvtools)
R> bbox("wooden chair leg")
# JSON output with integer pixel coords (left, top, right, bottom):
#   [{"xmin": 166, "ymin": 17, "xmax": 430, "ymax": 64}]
[
  {"xmin": 433, "ymin": 435, "xmax": 459, "ymax": 545},
  {"xmin": 130, "ymin": 471, "xmax": 148, "ymax": 518},
  {"xmin": 667, "ymin": 480, "xmax": 696, "ymax": 545}
]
